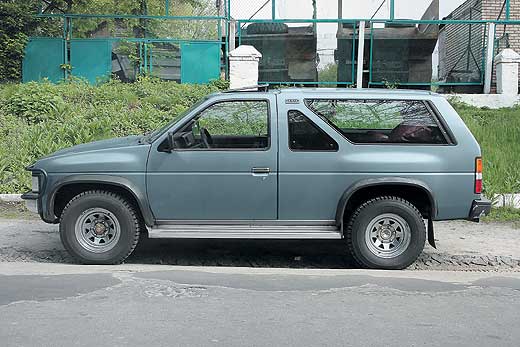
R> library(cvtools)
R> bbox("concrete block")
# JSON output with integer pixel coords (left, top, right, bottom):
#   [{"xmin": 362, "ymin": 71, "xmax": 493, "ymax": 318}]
[{"xmin": 228, "ymin": 45, "xmax": 262, "ymax": 89}]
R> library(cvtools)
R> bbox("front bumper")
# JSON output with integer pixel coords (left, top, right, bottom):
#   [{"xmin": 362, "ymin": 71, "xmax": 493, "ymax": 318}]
[
  {"xmin": 21, "ymin": 191, "xmax": 39, "ymax": 214},
  {"xmin": 468, "ymin": 198, "xmax": 492, "ymax": 222}
]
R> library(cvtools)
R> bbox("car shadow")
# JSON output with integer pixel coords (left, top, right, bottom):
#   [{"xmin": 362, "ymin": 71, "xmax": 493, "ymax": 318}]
[{"xmin": 128, "ymin": 237, "xmax": 357, "ymax": 269}]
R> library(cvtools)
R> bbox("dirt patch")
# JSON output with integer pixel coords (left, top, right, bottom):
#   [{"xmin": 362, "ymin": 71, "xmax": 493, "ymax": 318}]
[
  {"xmin": 0, "ymin": 217, "xmax": 519, "ymax": 272},
  {"xmin": 0, "ymin": 202, "xmax": 39, "ymax": 220}
]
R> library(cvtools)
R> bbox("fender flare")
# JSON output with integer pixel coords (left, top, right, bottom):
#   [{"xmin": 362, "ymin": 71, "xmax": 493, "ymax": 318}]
[
  {"xmin": 335, "ymin": 177, "xmax": 437, "ymax": 227},
  {"xmin": 46, "ymin": 175, "xmax": 155, "ymax": 226}
]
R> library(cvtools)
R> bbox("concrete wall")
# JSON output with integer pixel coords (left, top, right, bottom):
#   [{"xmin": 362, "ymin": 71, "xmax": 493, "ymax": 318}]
[
  {"xmin": 444, "ymin": 93, "xmax": 520, "ymax": 108},
  {"xmin": 438, "ymin": 0, "xmax": 520, "ymax": 93}
]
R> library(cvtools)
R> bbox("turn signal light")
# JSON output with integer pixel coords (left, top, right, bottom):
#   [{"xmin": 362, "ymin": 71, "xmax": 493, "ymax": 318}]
[{"xmin": 475, "ymin": 157, "xmax": 483, "ymax": 194}]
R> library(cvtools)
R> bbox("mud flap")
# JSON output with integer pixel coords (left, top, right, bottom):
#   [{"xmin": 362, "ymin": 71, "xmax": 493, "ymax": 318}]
[{"xmin": 428, "ymin": 218, "xmax": 436, "ymax": 249}]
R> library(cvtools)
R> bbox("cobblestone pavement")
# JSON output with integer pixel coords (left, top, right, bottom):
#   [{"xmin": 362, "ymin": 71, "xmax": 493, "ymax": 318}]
[{"xmin": 0, "ymin": 219, "xmax": 518, "ymax": 271}]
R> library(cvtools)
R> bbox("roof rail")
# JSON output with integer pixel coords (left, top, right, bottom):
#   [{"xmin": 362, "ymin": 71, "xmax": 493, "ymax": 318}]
[{"xmin": 222, "ymin": 84, "xmax": 270, "ymax": 93}]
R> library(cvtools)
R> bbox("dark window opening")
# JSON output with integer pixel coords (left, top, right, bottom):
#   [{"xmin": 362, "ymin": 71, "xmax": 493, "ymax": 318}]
[{"xmin": 288, "ymin": 110, "xmax": 339, "ymax": 151}]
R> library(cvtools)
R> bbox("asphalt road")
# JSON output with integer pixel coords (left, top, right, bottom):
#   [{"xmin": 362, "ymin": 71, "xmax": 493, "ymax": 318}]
[
  {"xmin": 1, "ymin": 218, "xmax": 519, "ymax": 346},
  {"xmin": 0, "ymin": 263, "xmax": 519, "ymax": 347}
]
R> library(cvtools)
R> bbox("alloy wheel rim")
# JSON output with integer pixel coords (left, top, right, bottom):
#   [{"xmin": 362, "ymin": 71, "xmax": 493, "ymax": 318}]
[
  {"xmin": 364, "ymin": 213, "xmax": 411, "ymax": 259},
  {"xmin": 74, "ymin": 208, "xmax": 121, "ymax": 253}
]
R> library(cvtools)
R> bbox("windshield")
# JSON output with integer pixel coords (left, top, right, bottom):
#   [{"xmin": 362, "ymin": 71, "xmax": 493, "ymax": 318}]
[{"xmin": 144, "ymin": 96, "xmax": 210, "ymax": 143}]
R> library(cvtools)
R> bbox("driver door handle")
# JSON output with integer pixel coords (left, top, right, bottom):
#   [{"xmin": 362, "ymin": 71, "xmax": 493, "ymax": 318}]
[{"xmin": 251, "ymin": 167, "xmax": 270, "ymax": 175}]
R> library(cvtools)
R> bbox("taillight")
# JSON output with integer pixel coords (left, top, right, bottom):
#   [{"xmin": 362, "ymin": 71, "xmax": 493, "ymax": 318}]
[{"xmin": 475, "ymin": 157, "xmax": 483, "ymax": 194}]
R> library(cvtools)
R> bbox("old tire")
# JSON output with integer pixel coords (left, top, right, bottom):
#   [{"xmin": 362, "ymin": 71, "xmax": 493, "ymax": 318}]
[
  {"xmin": 60, "ymin": 190, "xmax": 141, "ymax": 265},
  {"xmin": 346, "ymin": 196, "xmax": 426, "ymax": 270}
]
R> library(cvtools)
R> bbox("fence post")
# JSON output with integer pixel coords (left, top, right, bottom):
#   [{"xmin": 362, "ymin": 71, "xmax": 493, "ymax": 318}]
[
  {"xmin": 357, "ymin": 21, "xmax": 366, "ymax": 89},
  {"xmin": 338, "ymin": 0, "xmax": 343, "ymax": 30},
  {"xmin": 484, "ymin": 22, "xmax": 496, "ymax": 94},
  {"xmin": 229, "ymin": 20, "xmax": 236, "ymax": 51},
  {"xmin": 229, "ymin": 45, "xmax": 262, "ymax": 89},
  {"xmin": 496, "ymin": 48, "xmax": 520, "ymax": 95}
]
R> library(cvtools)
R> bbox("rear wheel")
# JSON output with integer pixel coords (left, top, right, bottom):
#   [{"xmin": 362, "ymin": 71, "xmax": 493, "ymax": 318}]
[
  {"xmin": 345, "ymin": 196, "xmax": 426, "ymax": 270},
  {"xmin": 59, "ymin": 190, "xmax": 141, "ymax": 264}
]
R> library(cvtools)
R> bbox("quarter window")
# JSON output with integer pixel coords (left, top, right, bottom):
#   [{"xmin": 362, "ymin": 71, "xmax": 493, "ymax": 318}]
[
  {"xmin": 305, "ymin": 99, "xmax": 448, "ymax": 144},
  {"xmin": 173, "ymin": 100, "xmax": 269, "ymax": 150},
  {"xmin": 288, "ymin": 110, "xmax": 338, "ymax": 151}
]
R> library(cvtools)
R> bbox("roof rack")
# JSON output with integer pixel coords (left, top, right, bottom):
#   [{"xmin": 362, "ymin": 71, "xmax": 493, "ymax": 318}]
[{"xmin": 222, "ymin": 84, "xmax": 270, "ymax": 93}]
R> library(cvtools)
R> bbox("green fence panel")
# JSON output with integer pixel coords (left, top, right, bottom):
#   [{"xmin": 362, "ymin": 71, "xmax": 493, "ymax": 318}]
[
  {"xmin": 180, "ymin": 42, "xmax": 220, "ymax": 84},
  {"xmin": 22, "ymin": 38, "xmax": 65, "ymax": 83},
  {"xmin": 70, "ymin": 39, "xmax": 112, "ymax": 84}
]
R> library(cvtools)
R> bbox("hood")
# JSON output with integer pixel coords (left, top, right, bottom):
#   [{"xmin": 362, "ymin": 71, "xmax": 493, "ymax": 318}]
[
  {"xmin": 42, "ymin": 135, "xmax": 143, "ymax": 159},
  {"xmin": 33, "ymin": 135, "xmax": 151, "ymax": 173}
]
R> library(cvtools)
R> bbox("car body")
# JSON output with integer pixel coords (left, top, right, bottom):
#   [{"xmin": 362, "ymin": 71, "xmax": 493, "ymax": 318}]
[{"xmin": 22, "ymin": 88, "xmax": 491, "ymax": 269}]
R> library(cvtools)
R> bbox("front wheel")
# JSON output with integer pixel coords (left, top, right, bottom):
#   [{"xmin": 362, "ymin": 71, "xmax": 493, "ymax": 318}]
[
  {"xmin": 59, "ymin": 190, "xmax": 141, "ymax": 264},
  {"xmin": 345, "ymin": 196, "xmax": 426, "ymax": 270}
]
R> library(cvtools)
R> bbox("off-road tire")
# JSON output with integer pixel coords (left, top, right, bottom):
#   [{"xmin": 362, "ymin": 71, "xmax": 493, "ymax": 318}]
[
  {"xmin": 345, "ymin": 196, "xmax": 426, "ymax": 270},
  {"xmin": 59, "ymin": 190, "xmax": 141, "ymax": 265}
]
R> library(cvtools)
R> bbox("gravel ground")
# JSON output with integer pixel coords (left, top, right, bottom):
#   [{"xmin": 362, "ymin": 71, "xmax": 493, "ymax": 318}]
[{"xmin": 0, "ymin": 218, "xmax": 518, "ymax": 271}]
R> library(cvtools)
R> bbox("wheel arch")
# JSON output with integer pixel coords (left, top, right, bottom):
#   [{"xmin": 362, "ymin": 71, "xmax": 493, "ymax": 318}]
[
  {"xmin": 48, "ymin": 175, "xmax": 154, "ymax": 226},
  {"xmin": 335, "ymin": 178, "xmax": 437, "ymax": 227}
]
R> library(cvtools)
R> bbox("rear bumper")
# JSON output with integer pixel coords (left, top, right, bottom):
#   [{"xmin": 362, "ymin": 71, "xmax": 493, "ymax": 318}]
[{"xmin": 468, "ymin": 198, "xmax": 492, "ymax": 222}]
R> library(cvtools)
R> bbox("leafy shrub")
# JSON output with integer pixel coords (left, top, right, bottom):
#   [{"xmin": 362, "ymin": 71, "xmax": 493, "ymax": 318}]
[{"xmin": 0, "ymin": 1, "xmax": 62, "ymax": 82}]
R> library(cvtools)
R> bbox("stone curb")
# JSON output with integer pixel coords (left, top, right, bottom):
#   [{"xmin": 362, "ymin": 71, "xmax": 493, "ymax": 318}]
[{"xmin": 0, "ymin": 194, "xmax": 23, "ymax": 202}]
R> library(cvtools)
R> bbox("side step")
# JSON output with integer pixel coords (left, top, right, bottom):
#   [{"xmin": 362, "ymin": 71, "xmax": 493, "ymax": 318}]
[{"xmin": 148, "ymin": 224, "xmax": 342, "ymax": 240}]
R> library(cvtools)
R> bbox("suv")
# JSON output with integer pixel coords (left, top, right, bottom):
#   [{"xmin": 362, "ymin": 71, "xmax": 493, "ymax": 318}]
[{"xmin": 22, "ymin": 88, "xmax": 491, "ymax": 269}]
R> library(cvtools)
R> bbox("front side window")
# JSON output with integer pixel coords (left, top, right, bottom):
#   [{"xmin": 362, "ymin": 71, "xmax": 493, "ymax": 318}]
[
  {"xmin": 305, "ymin": 99, "xmax": 448, "ymax": 144},
  {"xmin": 173, "ymin": 100, "xmax": 269, "ymax": 150},
  {"xmin": 288, "ymin": 110, "xmax": 338, "ymax": 151}
]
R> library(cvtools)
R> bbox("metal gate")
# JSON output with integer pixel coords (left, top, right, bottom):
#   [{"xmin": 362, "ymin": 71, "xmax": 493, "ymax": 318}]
[
  {"xmin": 70, "ymin": 39, "xmax": 112, "ymax": 84},
  {"xmin": 181, "ymin": 42, "xmax": 221, "ymax": 83},
  {"xmin": 22, "ymin": 38, "xmax": 65, "ymax": 83}
]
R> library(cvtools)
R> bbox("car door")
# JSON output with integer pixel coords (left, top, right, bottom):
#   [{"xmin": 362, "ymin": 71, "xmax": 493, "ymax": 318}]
[
  {"xmin": 277, "ymin": 95, "xmax": 351, "ymax": 222},
  {"xmin": 146, "ymin": 94, "xmax": 278, "ymax": 221}
]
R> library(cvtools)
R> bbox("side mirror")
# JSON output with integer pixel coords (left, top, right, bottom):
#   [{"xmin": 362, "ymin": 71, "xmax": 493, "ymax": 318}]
[
  {"xmin": 167, "ymin": 132, "xmax": 175, "ymax": 152},
  {"xmin": 158, "ymin": 132, "xmax": 175, "ymax": 153}
]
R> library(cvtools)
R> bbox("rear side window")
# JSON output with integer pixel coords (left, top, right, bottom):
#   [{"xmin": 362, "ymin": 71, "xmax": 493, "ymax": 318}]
[
  {"xmin": 288, "ymin": 110, "xmax": 338, "ymax": 151},
  {"xmin": 305, "ymin": 99, "xmax": 448, "ymax": 144}
]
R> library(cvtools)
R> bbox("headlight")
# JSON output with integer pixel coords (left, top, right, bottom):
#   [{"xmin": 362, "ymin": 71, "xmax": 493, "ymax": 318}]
[{"xmin": 31, "ymin": 175, "xmax": 40, "ymax": 193}]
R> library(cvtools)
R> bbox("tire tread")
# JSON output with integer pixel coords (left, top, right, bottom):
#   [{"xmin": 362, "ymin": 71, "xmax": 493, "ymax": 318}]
[
  {"xmin": 59, "ymin": 190, "xmax": 141, "ymax": 265},
  {"xmin": 345, "ymin": 195, "xmax": 425, "ymax": 269}
]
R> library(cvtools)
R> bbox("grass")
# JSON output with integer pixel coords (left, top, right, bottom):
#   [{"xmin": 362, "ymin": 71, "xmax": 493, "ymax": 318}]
[
  {"xmin": 453, "ymin": 102, "xmax": 520, "ymax": 197},
  {"xmin": 483, "ymin": 206, "xmax": 520, "ymax": 224}
]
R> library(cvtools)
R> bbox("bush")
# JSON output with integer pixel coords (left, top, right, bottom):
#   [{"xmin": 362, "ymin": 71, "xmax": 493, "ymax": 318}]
[
  {"xmin": 0, "ymin": 78, "xmax": 228, "ymax": 193},
  {"xmin": 0, "ymin": 1, "xmax": 62, "ymax": 82}
]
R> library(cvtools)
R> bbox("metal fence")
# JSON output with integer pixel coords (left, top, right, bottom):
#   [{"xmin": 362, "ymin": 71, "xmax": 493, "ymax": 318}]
[
  {"xmin": 24, "ymin": 0, "xmax": 228, "ymax": 84},
  {"xmin": 22, "ymin": 0, "xmax": 519, "ymax": 91},
  {"xmin": 228, "ymin": 0, "xmax": 517, "ymax": 91}
]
